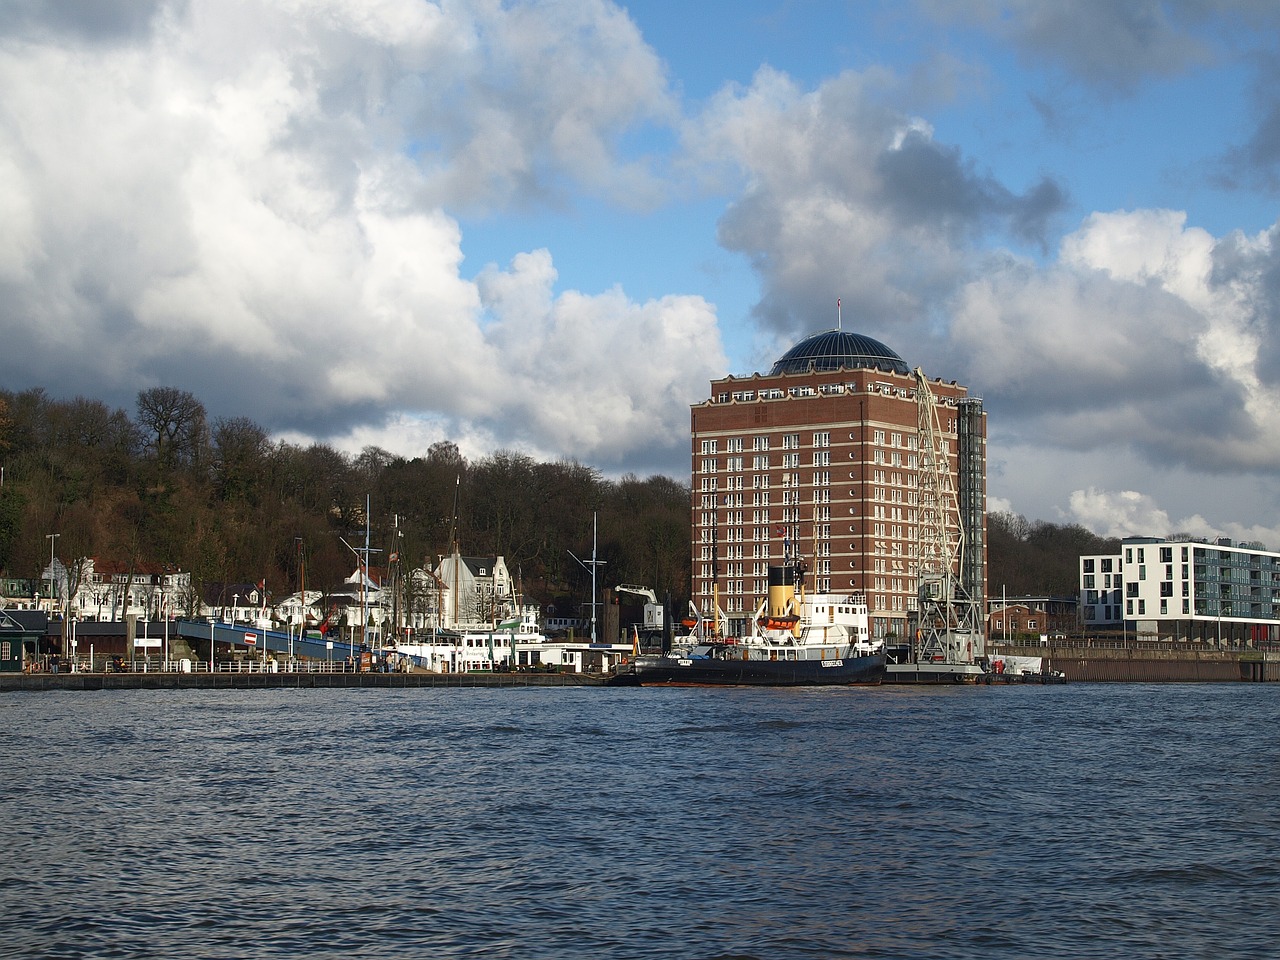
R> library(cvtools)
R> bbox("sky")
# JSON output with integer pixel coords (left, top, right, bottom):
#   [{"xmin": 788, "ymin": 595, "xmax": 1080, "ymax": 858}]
[{"xmin": 5, "ymin": 0, "xmax": 1280, "ymax": 546}]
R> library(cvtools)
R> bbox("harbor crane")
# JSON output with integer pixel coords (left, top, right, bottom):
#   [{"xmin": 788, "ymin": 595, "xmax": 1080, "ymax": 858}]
[
  {"xmin": 913, "ymin": 367, "xmax": 984, "ymax": 667},
  {"xmin": 613, "ymin": 584, "xmax": 665, "ymax": 631}
]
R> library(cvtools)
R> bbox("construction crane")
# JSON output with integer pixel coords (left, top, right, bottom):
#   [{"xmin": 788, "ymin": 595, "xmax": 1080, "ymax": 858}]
[
  {"xmin": 613, "ymin": 584, "xmax": 665, "ymax": 631},
  {"xmin": 913, "ymin": 367, "xmax": 984, "ymax": 667}
]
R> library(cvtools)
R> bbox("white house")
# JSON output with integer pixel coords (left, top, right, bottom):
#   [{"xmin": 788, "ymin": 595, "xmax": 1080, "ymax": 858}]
[
  {"xmin": 431, "ymin": 552, "xmax": 516, "ymax": 630},
  {"xmin": 42, "ymin": 558, "xmax": 192, "ymax": 621}
]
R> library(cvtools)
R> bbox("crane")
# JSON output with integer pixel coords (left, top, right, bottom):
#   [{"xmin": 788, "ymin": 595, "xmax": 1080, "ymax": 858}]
[
  {"xmin": 913, "ymin": 367, "xmax": 983, "ymax": 666},
  {"xmin": 613, "ymin": 584, "xmax": 665, "ymax": 630}
]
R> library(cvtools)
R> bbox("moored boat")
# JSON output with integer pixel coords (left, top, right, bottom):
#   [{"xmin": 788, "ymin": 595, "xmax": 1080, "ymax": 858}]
[{"xmin": 613, "ymin": 561, "xmax": 884, "ymax": 686}]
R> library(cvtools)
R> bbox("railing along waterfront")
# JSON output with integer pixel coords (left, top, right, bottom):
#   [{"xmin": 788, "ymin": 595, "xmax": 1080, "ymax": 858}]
[{"xmin": 26, "ymin": 655, "xmax": 362, "ymax": 675}]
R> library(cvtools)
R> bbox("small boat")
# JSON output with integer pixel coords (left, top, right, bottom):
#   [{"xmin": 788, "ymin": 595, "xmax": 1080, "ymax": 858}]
[{"xmin": 613, "ymin": 562, "xmax": 884, "ymax": 686}]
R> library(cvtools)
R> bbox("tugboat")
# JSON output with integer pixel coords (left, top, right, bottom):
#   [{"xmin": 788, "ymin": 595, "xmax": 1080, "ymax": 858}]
[{"xmin": 613, "ymin": 562, "xmax": 884, "ymax": 686}]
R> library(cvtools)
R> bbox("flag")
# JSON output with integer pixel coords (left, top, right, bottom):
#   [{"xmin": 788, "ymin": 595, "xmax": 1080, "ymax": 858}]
[{"xmin": 632, "ymin": 626, "xmax": 640, "ymax": 656}]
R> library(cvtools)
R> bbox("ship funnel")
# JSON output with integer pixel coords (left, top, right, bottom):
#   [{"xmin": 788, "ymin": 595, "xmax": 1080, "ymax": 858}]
[{"xmin": 766, "ymin": 563, "xmax": 803, "ymax": 636}]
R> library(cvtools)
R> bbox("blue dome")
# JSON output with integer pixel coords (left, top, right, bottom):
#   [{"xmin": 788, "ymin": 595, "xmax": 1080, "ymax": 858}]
[{"xmin": 770, "ymin": 329, "xmax": 910, "ymax": 376}]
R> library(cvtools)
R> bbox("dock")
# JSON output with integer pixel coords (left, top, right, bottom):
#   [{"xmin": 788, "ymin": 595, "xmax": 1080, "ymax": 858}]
[{"xmin": 0, "ymin": 670, "xmax": 609, "ymax": 692}]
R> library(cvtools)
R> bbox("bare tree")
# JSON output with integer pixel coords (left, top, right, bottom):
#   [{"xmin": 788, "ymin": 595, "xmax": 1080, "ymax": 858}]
[
  {"xmin": 136, "ymin": 386, "xmax": 207, "ymax": 469},
  {"xmin": 212, "ymin": 416, "xmax": 269, "ymax": 502}
]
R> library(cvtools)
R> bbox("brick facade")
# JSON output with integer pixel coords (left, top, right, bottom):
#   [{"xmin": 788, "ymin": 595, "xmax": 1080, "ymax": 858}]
[{"xmin": 690, "ymin": 357, "xmax": 984, "ymax": 639}]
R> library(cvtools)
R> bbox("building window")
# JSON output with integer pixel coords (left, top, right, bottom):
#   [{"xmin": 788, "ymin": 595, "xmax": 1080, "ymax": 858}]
[
  {"xmin": 701, "ymin": 439, "xmax": 717, "ymax": 454},
  {"xmin": 1083, "ymin": 559, "xmax": 1095, "ymax": 573},
  {"xmin": 814, "ymin": 431, "xmax": 830, "ymax": 447}
]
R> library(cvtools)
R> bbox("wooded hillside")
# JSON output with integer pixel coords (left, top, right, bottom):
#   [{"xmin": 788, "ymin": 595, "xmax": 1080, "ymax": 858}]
[
  {"xmin": 1, "ymin": 387, "xmax": 1122, "ymax": 611},
  {"xmin": 0, "ymin": 388, "xmax": 691, "ymax": 612}
]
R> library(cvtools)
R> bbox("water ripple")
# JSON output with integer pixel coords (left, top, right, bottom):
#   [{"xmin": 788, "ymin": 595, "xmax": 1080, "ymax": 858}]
[{"xmin": 2, "ymin": 685, "xmax": 1279, "ymax": 958}]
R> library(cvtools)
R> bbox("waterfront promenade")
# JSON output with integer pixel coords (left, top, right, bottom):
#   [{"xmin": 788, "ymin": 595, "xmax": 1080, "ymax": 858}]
[{"xmin": 0, "ymin": 669, "xmax": 607, "ymax": 691}]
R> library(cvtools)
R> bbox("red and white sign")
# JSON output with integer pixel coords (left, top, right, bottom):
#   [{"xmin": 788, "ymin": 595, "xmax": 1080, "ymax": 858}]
[{"xmin": 244, "ymin": 633, "xmax": 257, "ymax": 645}]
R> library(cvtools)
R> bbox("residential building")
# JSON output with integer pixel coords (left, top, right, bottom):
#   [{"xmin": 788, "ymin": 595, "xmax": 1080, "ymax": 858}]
[
  {"xmin": 690, "ymin": 328, "xmax": 986, "ymax": 639},
  {"xmin": 987, "ymin": 596, "xmax": 1077, "ymax": 640},
  {"xmin": 41, "ymin": 558, "xmax": 192, "ymax": 621},
  {"xmin": 431, "ymin": 553, "xmax": 515, "ymax": 629},
  {"xmin": 1080, "ymin": 536, "xmax": 1280, "ymax": 644}
]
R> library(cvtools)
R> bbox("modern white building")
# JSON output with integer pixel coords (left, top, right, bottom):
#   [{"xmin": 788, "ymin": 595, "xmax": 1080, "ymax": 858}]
[{"xmin": 1080, "ymin": 536, "xmax": 1280, "ymax": 645}]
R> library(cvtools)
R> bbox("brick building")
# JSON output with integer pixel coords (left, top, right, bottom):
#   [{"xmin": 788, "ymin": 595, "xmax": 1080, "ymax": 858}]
[
  {"xmin": 987, "ymin": 597, "xmax": 1078, "ymax": 640},
  {"xmin": 690, "ymin": 328, "xmax": 986, "ymax": 640}
]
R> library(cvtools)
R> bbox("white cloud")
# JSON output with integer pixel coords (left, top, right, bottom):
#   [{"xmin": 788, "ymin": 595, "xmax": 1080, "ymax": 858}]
[
  {"xmin": 0, "ymin": 0, "xmax": 713, "ymax": 470},
  {"xmin": 947, "ymin": 210, "xmax": 1280, "ymax": 476},
  {"xmin": 1065, "ymin": 486, "xmax": 1280, "ymax": 551},
  {"xmin": 687, "ymin": 64, "xmax": 1065, "ymax": 351},
  {"xmin": 1066, "ymin": 487, "xmax": 1174, "ymax": 539}
]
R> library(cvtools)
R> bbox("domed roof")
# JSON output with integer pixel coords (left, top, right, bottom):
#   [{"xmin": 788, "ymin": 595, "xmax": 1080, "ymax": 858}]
[{"xmin": 770, "ymin": 329, "xmax": 910, "ymax": 377}]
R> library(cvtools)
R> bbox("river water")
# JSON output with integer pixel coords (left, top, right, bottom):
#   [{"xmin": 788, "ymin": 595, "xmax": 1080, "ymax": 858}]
[{"xmin": 1, "ymin": 683, "xmax": 1277, "ymax": 959}]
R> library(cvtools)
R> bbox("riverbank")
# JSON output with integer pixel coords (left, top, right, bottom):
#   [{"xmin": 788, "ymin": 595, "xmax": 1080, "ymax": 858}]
[
  {"xmin": 995, "ymin": 642, "xmax": 1280, "ymax": 682},
  {"xmin": 0, "ymin": 670, "xmax": 609, "ymax": 691}
]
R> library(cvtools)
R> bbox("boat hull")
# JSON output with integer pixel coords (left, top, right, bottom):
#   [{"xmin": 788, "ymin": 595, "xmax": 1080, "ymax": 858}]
[{"xmin": 614, "ymin": 652, "xmax": 885, "ymax": 687}]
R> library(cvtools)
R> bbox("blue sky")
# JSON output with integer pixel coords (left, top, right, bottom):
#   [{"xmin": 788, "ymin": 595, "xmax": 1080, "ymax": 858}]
[{"xmin": 5, "ymin": 0, "xmax": 1280, "ymax": 548}]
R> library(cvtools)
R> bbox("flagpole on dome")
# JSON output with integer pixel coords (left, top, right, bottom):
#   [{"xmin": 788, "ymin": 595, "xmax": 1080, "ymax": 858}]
[{"xmin": 837, "ymin": 297, "xmax": 841, "ymax": 331}]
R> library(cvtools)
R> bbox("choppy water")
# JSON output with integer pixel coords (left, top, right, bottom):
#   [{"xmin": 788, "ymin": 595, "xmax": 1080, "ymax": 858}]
[{"xmin": 2, "ymin": 684, "xmax": 1278, "ymax": 959}]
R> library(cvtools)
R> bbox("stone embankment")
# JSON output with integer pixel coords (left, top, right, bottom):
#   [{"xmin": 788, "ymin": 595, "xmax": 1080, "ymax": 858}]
[
  {"xmin": 996, "ymin": 642, "xmax": 1280, "ymax": 682},
  {"xmin": 0, "ymin": 670, "xmax": 608, "ymax": 691}
]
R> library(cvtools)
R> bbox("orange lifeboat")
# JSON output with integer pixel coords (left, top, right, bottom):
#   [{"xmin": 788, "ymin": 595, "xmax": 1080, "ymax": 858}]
[{"xmin": 757, "ymin": 615, "xmax": 800, "ymax": 631}]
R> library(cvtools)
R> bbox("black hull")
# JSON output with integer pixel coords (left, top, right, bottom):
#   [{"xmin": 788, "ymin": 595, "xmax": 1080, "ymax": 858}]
[{"xmin": 614, "ymin": 653, "xmax": 885, "ymax": 687}]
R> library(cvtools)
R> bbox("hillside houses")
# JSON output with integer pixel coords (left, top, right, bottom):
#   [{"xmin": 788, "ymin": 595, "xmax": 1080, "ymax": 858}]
[
  {"xmin": 16, "ymin": 550, "xmax": 534, "ymax": 642},
  {"xmin": 38, "ymin": 558, "xmax": 193, "ymax": 621}
]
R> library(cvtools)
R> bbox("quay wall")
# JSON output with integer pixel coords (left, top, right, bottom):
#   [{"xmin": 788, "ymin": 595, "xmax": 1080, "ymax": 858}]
[
  {"xmin": 0, "ymin": 671, "xmax": 607, "ymax": 692},
  {"xmin": 998, "ymin": 644, "xmax": 1280, "ymax": 682}
]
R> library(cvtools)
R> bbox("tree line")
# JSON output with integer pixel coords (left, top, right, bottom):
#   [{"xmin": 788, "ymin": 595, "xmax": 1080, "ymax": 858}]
[
  {"xmin": 0, "ymin": 387, "xmax": 692, "ymax": 617},
  {"xmin": 0, "ymin": 386, "xmax": 1127, "ymax": 618},
  {"xmin": 986, "ymin": 510, "xmax": 1121, "ymax": 598}
]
